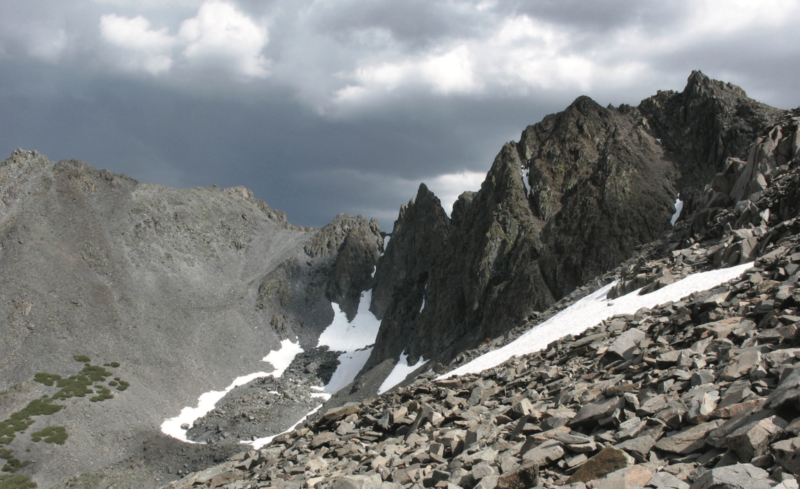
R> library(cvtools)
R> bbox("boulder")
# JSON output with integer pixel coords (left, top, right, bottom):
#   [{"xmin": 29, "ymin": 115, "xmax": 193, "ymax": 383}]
[
  {"xmin": 771, "ymin": 437, "xmax": 800, "ymax": 475},
  {"xmin": 726, "ymin": 415, "xmax": 786, "ymax": 461},
  {"xmin": 608, "ymin": 329, "xmax": 647, "ymax": 361},
  {"xmin": 690, "ymin": 464, "xmax": 773, "ymax": 489},
  {"xmin": 567, "ymin": 447, "xmax": 635, "ymax": 483},
  {"xmin": 655, "ymin": 420, "xmax": 724, "ymax": 454}
]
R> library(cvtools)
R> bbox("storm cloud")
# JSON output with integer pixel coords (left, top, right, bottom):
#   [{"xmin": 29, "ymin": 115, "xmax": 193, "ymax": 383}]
[{"xmin": 0, "ymin": 0, "xmax": 798, "ymax": 227}]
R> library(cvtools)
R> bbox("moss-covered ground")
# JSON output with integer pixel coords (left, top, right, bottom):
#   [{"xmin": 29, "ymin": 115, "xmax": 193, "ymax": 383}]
[{"xmin": 0, "ymin": 355, "xmax": 129, "ymax": 487}]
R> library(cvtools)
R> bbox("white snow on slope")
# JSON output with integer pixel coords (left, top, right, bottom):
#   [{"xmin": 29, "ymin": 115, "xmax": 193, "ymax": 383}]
[
  {"xmin": 379, "ymin": 350, "xmax": 428, "ymax": 394},
  {"xmin": 440, "ymin": 262, "xmax": 753, "ymax": 379},
  {"xmin": 325, "ymin": 347, "xmax": 374, "ymax": 394},
  {"xmin": 381, "ymin": 236, "xmax": 391, "ymax": 256},
  {"xmin": 161, "ymin": 339, "xmax": 303, "ymax": 443},
  {"xmin": 247, "ymin": 404, "xmax": 323, "ymax": 450},
  {"xmin": 671, "ymin": 195, "xmax": 684, "ymax": 226},
  {"xmin": 318, "ymin": 290, "xmax": 382, "ymax": 352},
  {"xmin": 318, "ymin": 289, "xmax": 383, "ymax": 394}
]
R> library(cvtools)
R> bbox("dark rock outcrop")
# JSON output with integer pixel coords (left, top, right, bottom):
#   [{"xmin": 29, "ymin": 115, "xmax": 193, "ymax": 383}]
[
  {"xmin": 364, "ymin": 72, "xmax": 788, "ymax": 379},
  {"xmin": 367, "ymin": 143, "xmax": 553, "ymax": 370}
]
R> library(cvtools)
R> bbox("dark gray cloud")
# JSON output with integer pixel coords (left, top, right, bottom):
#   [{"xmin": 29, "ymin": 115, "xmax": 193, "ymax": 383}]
[{"xmin": 0, "ymin": 0, "xmax": 798, "ymax": 228}]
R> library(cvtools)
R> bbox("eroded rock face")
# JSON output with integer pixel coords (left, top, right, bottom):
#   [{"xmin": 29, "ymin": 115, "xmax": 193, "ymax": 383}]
[
  {"xmin": 368, "ymin": 143, "xmax": 553, "ymax": 369},
  {"xmin": 365, "ymin": 71, "xmax": 786, "ymax": 379},
  {"xmin": 305, "ymin": 214, "xmax": 383, "ymax": 319}
]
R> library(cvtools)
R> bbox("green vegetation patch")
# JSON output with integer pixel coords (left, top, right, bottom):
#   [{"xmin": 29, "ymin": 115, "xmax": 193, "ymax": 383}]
[
  {"xmin": 89, "ymin": 387, "xmax": 113, "ymax": 403},
  {"xmin": 0, "ymin": 458, "xmax": 29, "ymax": 473},
  {"xmin": 50, "ymin": 365, "xmax": 113, "ymax": 400},
  {"xmin": 0, "ymin": 474, "xmax": 37, "ymax": 489},
  {"xmin": 0, "ymin": 358, "xmax": 127, "ymax": 476},
  {"xmin": 30, "ymin": 426, "xmax": 67, "ymax": 445},
  {"xmin": 32, "ymin": 373, "xmax": 61, "ymax": 387}
]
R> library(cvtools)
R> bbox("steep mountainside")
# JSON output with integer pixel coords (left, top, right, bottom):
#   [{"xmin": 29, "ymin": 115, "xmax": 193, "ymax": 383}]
[
  {"xmin": 0, "ymin": 151, "xmax": 381, "ymax": 487},
  {"xmin": 362, "ymin": 72, "xmax": 786, "ymax": 388}
]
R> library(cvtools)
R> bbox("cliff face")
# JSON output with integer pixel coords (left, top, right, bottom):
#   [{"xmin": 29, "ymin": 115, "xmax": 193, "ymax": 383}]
[
  {"xmin": 364, "ymin": 71, "xmax": 787, "ymax": 378},
  {"xmin": 368, "ymin": 142, "xmax": 554, "ymax": 369}
]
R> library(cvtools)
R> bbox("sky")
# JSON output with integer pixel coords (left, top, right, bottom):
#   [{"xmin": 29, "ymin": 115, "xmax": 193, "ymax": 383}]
[{"xmin": 1, "ymin": 0, "xmax": 798, "ymax": 228}]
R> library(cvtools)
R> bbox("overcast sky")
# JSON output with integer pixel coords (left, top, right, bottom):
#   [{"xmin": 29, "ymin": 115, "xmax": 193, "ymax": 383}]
[{"xmin": 1, "ymin": 0, "xmax": 798, "ymax": 227}]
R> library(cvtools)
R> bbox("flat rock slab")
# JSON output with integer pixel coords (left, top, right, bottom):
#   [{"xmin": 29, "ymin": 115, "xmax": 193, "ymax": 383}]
[
  {"xmin": 616, "ymin": 435, "xmax": 655, "ymax": 463},
  {"xmin": 771, "ymin": 436, "xmax": 800, "ymax": 475},
  {"xmin": 571, "ymin": 396, "xmax": 623, "ymax": 426},
  {"xmin": 567, "ymin": 447, "xmax": 635, "ymax": 483},
  {"xmin": 690, "ymin": 463, "xmax": 773, "ymax": 489},
  {"xmin": 648, "ymin": 472, "xmax": 690, "ymax": 489},
  {"xmin": 655, "ymin": 420, "xmax": 724, "ymax": 455},
  {"xmin": 608, "ymin": 329, "xmax": 646, "ymax": 361},
  {"xmin": 596, "ymin": 465, "xmax": 654, "ymax": 489}
]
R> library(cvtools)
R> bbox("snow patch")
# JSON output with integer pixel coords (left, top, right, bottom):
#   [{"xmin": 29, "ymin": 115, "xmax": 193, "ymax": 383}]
[
  {"xmin": 379, "ymin": 350, "xmax": 428, "ymax": 394},
  {"xmin": 247, "ymin": 404, "xmax": 323, "ymax": 450},
  {"xmin": 161, "ymin": 339, "xmax": 303, "ymax": 443},
  {"xmin": 317, "ymin": 289, "xmax": 382, "ymax": 394},
  {"xmin": 325, "ymin": 347, "xmax": 373, "ymax": 394},
  {"xmin": 318, "ymin": 290, "xmax": 381, "ymax": 352},
  {"xmin": 440, "ymin": 262, "xmax": 753, "ymax": 379},
  {"xmin": 380, "ymin": 236, "xmax": 391, "ymax": 256},
  {"xmin": 671, "ymin": 194, "xmax": 683, "ymax": 226},
  {"xmin": 521, "ymin": 169, "xmax": 530, "ymax": 197},
  {"xmin": 261, "ymin": 339, "xmax": 304, "ymax": 376}
]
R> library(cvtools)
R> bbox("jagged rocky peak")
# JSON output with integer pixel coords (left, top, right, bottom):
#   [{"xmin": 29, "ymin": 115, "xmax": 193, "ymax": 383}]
[
  {"xmin": 357, "ymin": 72, "xmax": 790, "ymax": 386},
  {"xmin": 371, "ymin": 183, "xmax": 451, "ymax": 319},
  {"xmin": 305, "ymin": 213, "xmax": 383, "ymax": 319},
  {"xmin": 638, "ymin": 70, "xmax": 784, "ymax": 213},
  {"xmin": 364, "ymin": 144, "xmax": 554, "ymax": 374}
]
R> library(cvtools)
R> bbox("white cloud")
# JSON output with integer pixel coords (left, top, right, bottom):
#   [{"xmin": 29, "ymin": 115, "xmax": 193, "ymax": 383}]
[
  {"xmin": 425, "ymin": 170, "xmax": 485, "ymax": 216},
  {"xmin": 100, "ymin": 14, "xmax": 176, "ymax": 74},
  {"xmin": 98, "ymin": 0, "xmax": 268, "ymax": 77},
  {"xmin": 178, "ymin": 0, "xmax": 269, "ymax": 78}
]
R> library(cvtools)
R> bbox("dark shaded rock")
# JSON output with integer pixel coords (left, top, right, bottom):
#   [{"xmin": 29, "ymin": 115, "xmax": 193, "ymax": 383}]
[{"xmin": 567, "ymin": 447, "xmax": 635, "ymax": 484}]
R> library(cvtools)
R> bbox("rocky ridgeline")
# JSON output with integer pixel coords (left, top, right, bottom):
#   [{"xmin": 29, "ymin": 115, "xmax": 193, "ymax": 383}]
[{"xmin": 162, "ymin": 125, "xmax": 800, "ymax": 489}]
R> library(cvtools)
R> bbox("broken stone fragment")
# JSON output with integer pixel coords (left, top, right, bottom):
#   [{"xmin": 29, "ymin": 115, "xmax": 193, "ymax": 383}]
[
  {"xmin": 566, "ymin": 447, "xmax": 635, "ymax": 484},
  {"xmin": 332, "ymin": 474, "xmax": 383, "ymax": 489},
  {"xmin": 570, "ymin": 396, "xmax": 623, "ymax": 426},
  {"xmin": 495, "ymin": 462, "xmax": 540, "ymax": 489},
  {"xmin": 720, "ymin": 350, "xmax": 762, "ymax": 381},
  {"xmin": 689, "ymin": 463, "xmax": 773, "ymax": 489},
  {"xmin": 687, "ymin": 392, "xmax": 718, "ymax": 424},
  {"xmin": 594, "ymin": 465, "xmax": 654, "ymax": 489},
  {"xmin": 654, "ymin": 419, "xmax": 724, "ymax": 455},
  {"xmin": 771, "ymin": 437, "xmax": 800, "ymax": 475},
  {"xmin": 647, "ymin": 471, "xmax": 690, "ymax": 489},
  {"xmin": 607, "ymin": 329, "xmax": 647, "ymax": 361},
  {"xmin": 767, "ymin": 370, "xmax": 800, "ymax": 410},
  {"xmin": 725, "ymin": 414, "xmax": 786, "ymax": 461},
  {"xmin": 520, "ymin": 438, "xmax": 564, "ymax": 466},
  {"xmin": 615, "ymin": 435, "xmax": 655, "ymax": 463}
]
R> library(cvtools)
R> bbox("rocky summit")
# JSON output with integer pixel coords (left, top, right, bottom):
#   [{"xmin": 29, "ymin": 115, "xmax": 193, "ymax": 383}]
[{"xmin": 1, "ymin": 71, "xmax": 800, "ymax": 489}]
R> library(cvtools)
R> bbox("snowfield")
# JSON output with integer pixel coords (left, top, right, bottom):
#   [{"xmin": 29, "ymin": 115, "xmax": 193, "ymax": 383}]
[
  {"xmin": 318, "ymin": 289, "xmax": 383, "ymax": 394},
  {"xmin": 379, "ymin": 350, "xmax": 428, "ymax": 394},
  {"xmin": 440, "ymin": 261, "xmax": 754, "ymax": 379},
  {"xmin": 161, "ymin": 339, "xmax": 303, "ymax": 443}
]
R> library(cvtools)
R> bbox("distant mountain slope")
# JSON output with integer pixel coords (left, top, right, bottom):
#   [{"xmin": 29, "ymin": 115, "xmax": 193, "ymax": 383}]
[{"xmin": 0, "ymin": 150, "xmax": 381, "ymax": 487}]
